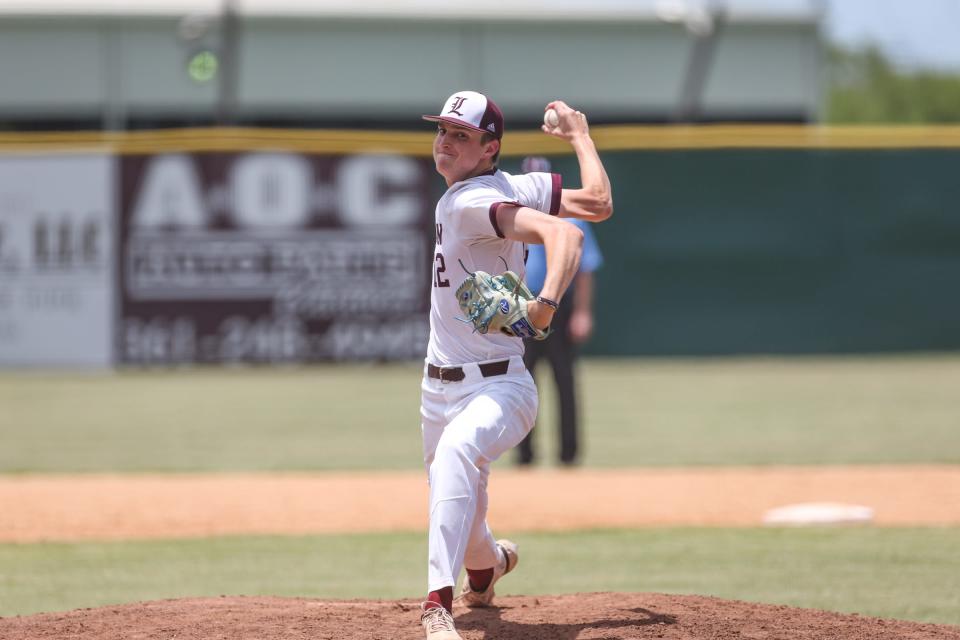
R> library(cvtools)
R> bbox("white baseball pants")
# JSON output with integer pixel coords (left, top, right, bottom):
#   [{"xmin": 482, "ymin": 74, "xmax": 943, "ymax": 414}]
[{"xmin": 420, "ymin": 355, "xmax": 538, "ymax": 593}]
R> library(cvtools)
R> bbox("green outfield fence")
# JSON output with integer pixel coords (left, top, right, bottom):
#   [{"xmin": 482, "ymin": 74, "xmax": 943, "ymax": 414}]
[
  {"xmin": 505, "ymin": 127, "xmax": 960, "ymax": 355},
  {"xmin": 514, "ymin": 147, "xmax": 960, "ymax": 355},
  {"xmin": 3, "ymin": 125, "xmax": 959, "ymax": 358}
]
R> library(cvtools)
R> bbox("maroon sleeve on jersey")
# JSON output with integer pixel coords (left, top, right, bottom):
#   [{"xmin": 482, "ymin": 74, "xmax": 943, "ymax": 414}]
[
  {"xmin": 549, "ymin": 173, "xmax": 562, "ymax": 216},
  {"xmin": 488, "ymin": 201, "xmax": 522, "ymax": 239}
]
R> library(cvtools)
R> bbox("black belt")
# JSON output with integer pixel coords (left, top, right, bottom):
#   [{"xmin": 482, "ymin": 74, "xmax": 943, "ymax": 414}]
[{"xmin": 427, "ymin": 359, "xmax": 510, "ymax": 383}]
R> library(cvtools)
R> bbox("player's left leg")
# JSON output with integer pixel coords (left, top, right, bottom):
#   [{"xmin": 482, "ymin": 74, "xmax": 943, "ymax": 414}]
[
  {"xmin": 456, "ymin": 375, "xmax": 536, "ymax": 607},
  {"xmin": 459, "ymin": 462, "xmax": 514, "ymax": 606},
  {"xmin": 426, "ymin": 368, "xmax": 536, "ymax": 602},
  {"xmin": 462, "ymin": 463, "xmax": 498, "ymax": 572}
]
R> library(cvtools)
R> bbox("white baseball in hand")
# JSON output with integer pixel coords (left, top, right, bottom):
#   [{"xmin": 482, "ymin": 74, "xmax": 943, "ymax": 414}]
[{"xmin": 544, "ymin": 108, "xmax": 560, "ymax": 128}]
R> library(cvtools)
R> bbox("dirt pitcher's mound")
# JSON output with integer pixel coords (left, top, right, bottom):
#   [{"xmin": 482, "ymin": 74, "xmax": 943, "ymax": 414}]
[{"xmin": 2, "ymin": 593, "xmax": 958, "ymax": 640}]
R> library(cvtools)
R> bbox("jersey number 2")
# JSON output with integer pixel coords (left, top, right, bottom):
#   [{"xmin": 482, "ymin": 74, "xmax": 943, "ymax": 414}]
[{"xmin": 434, "ymin": 252, "xmax": 450, "ymax": 288}]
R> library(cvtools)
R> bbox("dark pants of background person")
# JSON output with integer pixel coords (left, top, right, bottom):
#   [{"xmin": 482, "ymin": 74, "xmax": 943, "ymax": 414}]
[{"xmin": 518, "ymin": 288, "xmax": 578, "ymax": 466}]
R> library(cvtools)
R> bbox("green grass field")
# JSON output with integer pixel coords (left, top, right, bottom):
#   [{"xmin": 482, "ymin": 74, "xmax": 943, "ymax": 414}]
[
  {"xmin": 2, "ymin": 355, "xmax": 959, "ymax": 472},
  {"xmin": 2, "ymin": 528, "xmax": 958, "ymax": 624},
  {"xmin": 2, "ymin": 355, "xmax": 959, "ymax": 625}
]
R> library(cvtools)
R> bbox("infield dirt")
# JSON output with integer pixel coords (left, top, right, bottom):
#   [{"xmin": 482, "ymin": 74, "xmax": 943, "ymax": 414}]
[
  {"xmin": 2, "ymin": 593, "xmax": 959, "ymax": 640},
  {"xmin": 2, "ymin": 465, "xmax": 959, "ymax": 542}
]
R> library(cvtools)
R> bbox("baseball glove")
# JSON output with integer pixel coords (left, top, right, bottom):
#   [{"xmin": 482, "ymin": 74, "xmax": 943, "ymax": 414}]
[{"xmin": 455, "ymin": 265, "xmax": 550, "ymax": 340}]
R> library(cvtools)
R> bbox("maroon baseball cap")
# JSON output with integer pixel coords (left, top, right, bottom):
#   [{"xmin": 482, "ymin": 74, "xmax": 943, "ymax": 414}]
[{"xmin": 423, "ymin": 91, "xmax": 504, "ymax": 139}]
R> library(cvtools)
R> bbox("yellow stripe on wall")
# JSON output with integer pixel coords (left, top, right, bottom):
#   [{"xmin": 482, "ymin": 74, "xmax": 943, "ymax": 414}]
[{"xmin": 3, "ymin": 125, "xmax": 960, "ymax": 155}]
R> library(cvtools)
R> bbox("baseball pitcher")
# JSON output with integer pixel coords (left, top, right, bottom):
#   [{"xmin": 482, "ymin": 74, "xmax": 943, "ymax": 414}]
[{"xmin": 418, "ymin": 91, "xmax": 613, "ymax": 640}]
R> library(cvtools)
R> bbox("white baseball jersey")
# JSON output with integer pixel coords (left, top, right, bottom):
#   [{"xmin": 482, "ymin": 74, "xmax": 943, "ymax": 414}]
[{"xmin": 427, "ymin": 168, "xmax": 561, "ymax": 366}]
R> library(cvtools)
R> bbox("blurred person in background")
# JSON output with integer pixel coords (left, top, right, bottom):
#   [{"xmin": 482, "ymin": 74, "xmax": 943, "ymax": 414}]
[{"xmin": 516, "ymin": 156, "xmax": 603, "ymax": 468}]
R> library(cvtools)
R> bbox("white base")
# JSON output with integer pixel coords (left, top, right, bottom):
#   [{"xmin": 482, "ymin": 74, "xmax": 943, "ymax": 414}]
[{"xmin": 762, "ymin": 502, "xmax": 875, "ymax": 526}]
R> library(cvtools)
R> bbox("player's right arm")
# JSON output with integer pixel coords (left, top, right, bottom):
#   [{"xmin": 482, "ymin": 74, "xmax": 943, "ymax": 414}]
[{"xmin": 542, "ymin": 100, "xmax": 613, "ymax": 222}]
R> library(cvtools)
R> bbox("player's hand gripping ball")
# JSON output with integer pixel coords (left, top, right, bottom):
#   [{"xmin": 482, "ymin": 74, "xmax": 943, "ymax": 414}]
[
  {"xmin": 455, "ymin": 269, "xmax": 551, "ymax": 340},
  {"xmin": 543, "ymin": 108, "xmax": 560, "ymax": 129}
]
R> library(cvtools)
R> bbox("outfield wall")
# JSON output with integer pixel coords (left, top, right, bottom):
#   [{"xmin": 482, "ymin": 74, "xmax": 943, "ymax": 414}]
[
  {"xmin": 508, "ymin": 147, "xmax": 960, "ymax": 355},
  {"xmin": 1, "ymin": 126, "xmax": 959, "ymax": 365}
]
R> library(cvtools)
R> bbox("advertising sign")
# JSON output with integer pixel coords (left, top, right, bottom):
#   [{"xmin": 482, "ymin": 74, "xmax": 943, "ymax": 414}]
[
  {"xmin": 119, "ymin": 152, "xmax": 434, "ymax": 364},
  {"xmin": 0, "ymin": 155, "xmax": 114, "ymax": 367}
]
